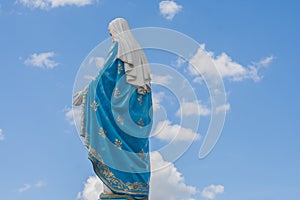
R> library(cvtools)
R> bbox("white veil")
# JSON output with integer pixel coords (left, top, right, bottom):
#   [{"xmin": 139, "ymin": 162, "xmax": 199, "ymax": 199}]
[{"xmin": 108, "ymin": 18, "xmax": 151, "ymax": 89}]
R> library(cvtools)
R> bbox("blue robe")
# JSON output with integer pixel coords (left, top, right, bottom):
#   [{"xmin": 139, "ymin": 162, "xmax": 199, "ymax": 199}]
[{"xmin": 80, "ymin": 42, "xmax": 152, "ymax": 198}]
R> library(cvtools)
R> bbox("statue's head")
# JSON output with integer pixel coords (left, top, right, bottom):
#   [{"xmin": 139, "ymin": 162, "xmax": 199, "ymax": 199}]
[{"xmin": 108, "ymin": 18, "xmax": 131, "ymax": 41}]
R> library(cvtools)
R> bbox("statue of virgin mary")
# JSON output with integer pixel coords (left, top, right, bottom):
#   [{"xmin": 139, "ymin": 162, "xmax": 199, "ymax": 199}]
[{"xmin": 74, "ymin": 18, "xmax": 152, "ymax": 200}]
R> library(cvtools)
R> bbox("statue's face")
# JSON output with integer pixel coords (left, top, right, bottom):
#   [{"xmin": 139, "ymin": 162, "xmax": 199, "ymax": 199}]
[
  {"xmin": 108, "ymin": 29, "xmax": 116, "ymax": 42},
  {"xmin": 109, "ymin": 29, "xmax": 112, "ymax": 36}
]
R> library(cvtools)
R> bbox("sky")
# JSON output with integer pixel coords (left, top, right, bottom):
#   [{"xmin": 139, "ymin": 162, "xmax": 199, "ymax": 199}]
[{"xmin": 0, "ymin": 0, "xmax": 300, "ymax": 200}]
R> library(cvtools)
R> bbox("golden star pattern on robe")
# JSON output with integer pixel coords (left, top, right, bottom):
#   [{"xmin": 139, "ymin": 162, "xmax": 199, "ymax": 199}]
[{"xmin": 90, "ymin": 100, "xmax": 99, "ymax": 111}]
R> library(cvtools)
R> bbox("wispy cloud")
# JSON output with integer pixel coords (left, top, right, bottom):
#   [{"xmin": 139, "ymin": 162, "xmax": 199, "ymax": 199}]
[
  {"xmin": 88, "ymin": 56, "xmax": 105, "ymax": 69},
  {"xmin": 18, "ymin": 180, "xmax": 46, "ymax": 193},
  {"xmin": 18, "ymin": 0, "xmax": 93, "ymax": 10},
  {"xmin": 0, "ymin": 129, "xmax": 4, "ymax": 141},
  {"xmin": 151, "ymin": 74, "xmax": 173, "ymax": 85},
  {"xmin": 176, "ymin": 100, "xmax": 211, "ymax": 117},
  {"xmin": 152, "ymin": 92, "xmax": 165, "ymax": 111},
  {"xmin": 84, "ymin": 75, "xmax": 96, "ymax": 80},
  {"xmin": 153, "ymin": 120, "xmax": 200, "ymax": 142},
  {"xmin": 24, "ymin": 52, "xmax": 59, "ymax": 68},
  {"xmin": 159, "ymin": 1, "xmax": 182, "ymax": 20},
  {"xmin": 201, "ymin": 184, "xmax": 224, "ymax": 200},
  {"xmin": 189, "ymin": 44, "xmax": 274, "ymax": 82},
  {"xmin": 247, "ymin": 56, "xmax": 274, "ymax": 81},
  {"xmin": 35, "ymin": 180, "xmax": 47, "ymax": 188},
  {"xmin": 174, "ymin": 57, "xmax": 186, "ymax": 68},
  {"xmin": 215, "ymin": 103, "xmax": 230, "ymax": 114},
  {"xmin": 18, "ymin": 184, "xmax": 32, "ymax": 193},
  {"xmin": 65, "ymin": 107, "xmax": 81, "ymax": 126}
]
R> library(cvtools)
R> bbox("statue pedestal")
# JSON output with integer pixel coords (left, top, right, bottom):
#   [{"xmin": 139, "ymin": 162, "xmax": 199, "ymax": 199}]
[
  {"xmin": 100, "ymin": 199, "xmax": 127, "ymax": 200},
  {"xmin": 99, "ymin": 193, "xmax": 136, "ymax": 200}
]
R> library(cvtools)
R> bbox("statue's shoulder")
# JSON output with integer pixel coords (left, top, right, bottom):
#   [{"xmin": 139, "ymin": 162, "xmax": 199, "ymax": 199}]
[{"xmin": 109, "ymin": 41, "xmax": 118, "ymax": 52}]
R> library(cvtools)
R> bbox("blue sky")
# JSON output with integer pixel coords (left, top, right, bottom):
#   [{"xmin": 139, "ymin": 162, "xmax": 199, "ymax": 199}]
[{"xmin": 0, "ymin": 0, "xmax": 300, "ymax": 200}]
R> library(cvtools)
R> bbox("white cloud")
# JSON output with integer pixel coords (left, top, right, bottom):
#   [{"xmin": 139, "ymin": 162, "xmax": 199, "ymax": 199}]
[
  {"xmin": 173, "ymin": 57, "xmax": 186, "ymax": 68},
  {"xmin": 159, "ymin": 1, "xmax": 182, "ymax": 20},
  {"xmin": 201, "ymin": 184, "xmax": 224, "ymax": 200},
  {"xmin": 151, "ymin": 74, "xmax": 173, "ymax": 85},
  {"xmin": 18, "ymin": 0, "xmax": 93, "ymax": 9},
  {"xmin": 257, "ymin": 56, "xmax": 274, "ymax": 67},
  {"xmin": 24, "ymin": 52, "xmax": 59, "ymax": 68},
  {"xmin": 150, "ymin": 151, "xmax": 197, "ymax": 200},
  {"xmin": 35, "ymin": 180, "xmax": 47, "ymax": 188},
  {"xmin": 84, "ymin": 75, "xmax": 96, "ymax": 80},
  {"xmin": 49, "ymin": 0, "xmax": 93, "ymax": 8},
  {"xmin": 18, "ymin": 180, "xmax": 46, "ymax": 193},
  {"xmin": 88, "ymin": 57, "xmax": 105, "ymax": 69},
  {"xmin": 215, "ymin": 103, "xmax": 230, "ymax": 114},
  {"xmin": 0, "ymin": 129, "xmax": 4, "ymax": 141},
  {"xmin": 153, "ymin": 120, "xmax": 200, "ymax": 142},
  {"xmin": 19, "ymin": 184, "xmax": 32, "ymax": 193},
  {"xmin": 152, "ymin": 92, "xmax": 165, "ymax": 111},
  {"xmin": 18, "ymin": 0, "xmax": 48, "ymax": 9},
  {"xmin": 77, "ymin": 152, "xmax": 196, "ymax": 200},
  {"xmin": 176, "ymin": 100, "xmax": 210, "ymax": 117},
  {"xmin": 77, "ymin": 176, "xmax": 103, "ymax": 200},
  {"xmin": 247, "ymin": 56, "xmax": 274, "ymax": 81},
  {"xmin": 189, "ymin": 44, "xmax": 273, "ymax": 82},
  {"xmin": 84, "ymin": 57, "xmax": 106, "ymax": 80},
  {"xmin": 65, "ymin": 107, "xmax": 81, "ymax": 126},
  {"xmin": 192, "ymin": 76, "xmax": 204, "ymax": 83}
]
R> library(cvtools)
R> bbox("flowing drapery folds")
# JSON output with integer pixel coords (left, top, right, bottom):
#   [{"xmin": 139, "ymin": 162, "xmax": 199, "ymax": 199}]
[{"xmin": 80, "ymin": 42, "xmax": 152, "ymax": 198}]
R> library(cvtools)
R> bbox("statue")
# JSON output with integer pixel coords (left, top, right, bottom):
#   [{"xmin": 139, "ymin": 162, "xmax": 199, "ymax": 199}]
[{"xmin": 73, "ymin": 18, "xmax": 152, "ymax": 200}]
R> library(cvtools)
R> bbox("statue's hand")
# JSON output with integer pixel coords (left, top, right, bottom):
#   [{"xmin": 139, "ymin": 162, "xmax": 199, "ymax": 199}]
[{"xmin": 73, "ymin": 91, "xmax": 83, "ymax": 106}]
